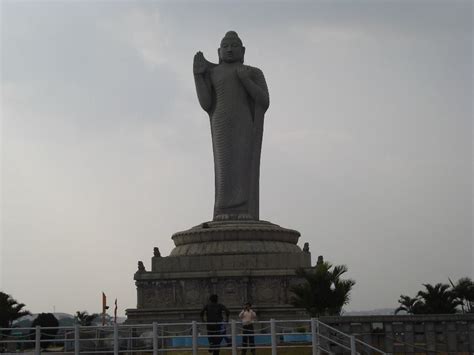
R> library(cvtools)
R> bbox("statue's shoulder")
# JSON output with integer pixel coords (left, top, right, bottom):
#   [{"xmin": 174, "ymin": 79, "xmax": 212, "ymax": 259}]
[
  {"xmin": 243, "ymin": 64, "xmax": 264, "ymax": 74},
  {"xmin": 243, "ymin": 65, "xmax": 266, "ymax": 83}
]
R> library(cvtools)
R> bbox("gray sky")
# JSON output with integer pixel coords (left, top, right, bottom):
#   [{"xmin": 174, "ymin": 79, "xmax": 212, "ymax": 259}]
[{"xmin": 1, "ymin": 0, "xmax": 472, "ymax": 317}]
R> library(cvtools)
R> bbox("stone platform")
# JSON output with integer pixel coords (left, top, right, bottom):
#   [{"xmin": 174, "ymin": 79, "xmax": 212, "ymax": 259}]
[
  {"xmin": 126, "ymin": 220, "xmax": 312, "ymax": 323},
  {"xmin": 170, "ymin": 220, "xmax": 301, "ymax": 255}
]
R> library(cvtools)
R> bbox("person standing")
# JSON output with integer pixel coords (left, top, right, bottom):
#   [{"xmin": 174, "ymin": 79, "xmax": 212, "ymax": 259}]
[
  {"xmin": 239, "ymin": 302, "xmax": 257, "ymax": 355},
  {"xmin": 200, "ymin": 294, "xmax": 230, "ymax": 355}
]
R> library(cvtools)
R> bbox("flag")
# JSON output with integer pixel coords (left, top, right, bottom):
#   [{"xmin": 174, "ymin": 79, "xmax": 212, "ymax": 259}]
[{"xmin": 114, "ymin": 298, "xmax": 118, "ymax": 323}]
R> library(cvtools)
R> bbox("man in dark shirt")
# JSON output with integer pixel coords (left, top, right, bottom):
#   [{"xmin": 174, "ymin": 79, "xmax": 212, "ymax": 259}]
[{"xmin": 200, "ymin": 294, "xmax": 230, "ymax": 355}]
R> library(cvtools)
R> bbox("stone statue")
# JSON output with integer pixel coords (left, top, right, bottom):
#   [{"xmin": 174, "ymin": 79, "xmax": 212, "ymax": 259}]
[
  {"xmin": 137, "ymin": 261, "xmax": 146, "ymax": 272},
  {"xmin": 193, "ymin": 31, "xmax": 269, "ymax": 221},
  {"xmin": 153, "ymin": 247, "xmax": 161, "ymax": 257},
  {"xmin": 303, "ymin": 242, "xmax": 310, "ymax": 253}
]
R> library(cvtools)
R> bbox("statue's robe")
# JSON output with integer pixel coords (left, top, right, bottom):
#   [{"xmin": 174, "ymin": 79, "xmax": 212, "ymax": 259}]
[{"xmin": 199, "ymin": 63, "xmax": 269, "ymax": 220}]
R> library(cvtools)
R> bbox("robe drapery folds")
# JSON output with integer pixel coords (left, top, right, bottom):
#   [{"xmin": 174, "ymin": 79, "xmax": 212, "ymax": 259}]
[{"xmin": 195, "ymin": 63, "xmax": 269, "ymax": 220}]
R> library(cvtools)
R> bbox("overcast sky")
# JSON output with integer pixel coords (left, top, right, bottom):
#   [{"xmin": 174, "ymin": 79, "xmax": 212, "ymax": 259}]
[{"xmin": 1, "ymin": 0, "xmax": 472, "ymax": 317}]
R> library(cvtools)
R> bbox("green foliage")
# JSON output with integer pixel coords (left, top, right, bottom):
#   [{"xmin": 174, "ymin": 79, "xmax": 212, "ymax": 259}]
[
  {"xmin": 396, "ymin": 280, "xmax": 467, "ymax": 315},
  {"xmin": 449, "ymin": 277, "xmax": 474, "ymax": 313},
  {"xmin": 417, "ymin": 283, "xmax": 461, "ymax": 314},
  {"xmin": 395, "ymin": 295, "xmax": 424, "ymax": 315},
  {"xmin": 31, "ymin": 313, "xmax": 59, "ymax": 348},
  {"xmin": 0, "ymin": 292, "xmax": 31, "ymax": 328},
  {"xmin": 290, "ymin": 259, "xmax": 355, "ymax": 317},
  {"xmin": 75, "ymin": 311, "xmax": 99, "ymax": 326},
  {"xmin": 31, "ymin": 313, "xmax": 59, "ymax": 328}
]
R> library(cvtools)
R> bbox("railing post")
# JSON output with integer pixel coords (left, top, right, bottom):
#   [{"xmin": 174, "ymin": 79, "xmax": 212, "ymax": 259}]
[
  {"xmin": 350, "ymin": 335, "xmax": 356, "ymax": 355},
  {"xmin": 113, "ymin": 323, "xmax": 119, "ymax": 355},
  {"xmin": 311, "ymin": 318, "xmax": 320, "ymax": 355},
  {"xmin": 74, "ymin": 324, "xmax": 80, "ymax": 355},
  {"xmin": 191, "ymin": 321, "xmax": 198, "ymax": 355},
  {"xmin": 270, "ymin": 319, "xmax": 277, "ymax": 355},
  {"xmin": 152, "ymin": 322, "xmax": 158, "ymax": 355},
  {"xmin": 231, "ymin": 320, "xmax": 237, "ymax": 355},
  {"xmin": 161, "ymin": 324, "xmax": 165, "ymax": 349},
  {"xmin": 34, "ymin": 326, "xmax": 41, "ymax": 355}
]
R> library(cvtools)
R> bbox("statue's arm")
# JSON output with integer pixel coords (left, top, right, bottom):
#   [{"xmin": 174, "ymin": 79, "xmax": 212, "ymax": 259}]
[
  {"xmin": 193, "ymin": 52, "xmax": 215, "ymax": 113},
  {"xmin": 194, "ymin": 73, "xmax": 213, "ymax": 113},
  {"xmin": 237, "ymin": 67, "xmax": 270, "ymax": 111}
]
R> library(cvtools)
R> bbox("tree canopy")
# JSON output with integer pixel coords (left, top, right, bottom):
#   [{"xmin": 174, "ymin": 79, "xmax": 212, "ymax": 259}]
[
  {"xmin": 449, "ymin": 277, "xmax": 474, "ymax": 313},
  {"xmin": 290, "ymin": 257, "xmax": 355, "ymax": 317},
  {"xmin": 396, "ymin": 278, "xmax": 472, "ymax": 315},
  {"xmin": 0, "ymin": 292, "xmax": 30, "ymax": 328},
  {"xmin": 418, "ymin": 283, "xmax": 461, "ymax": 314},
  {"xmin": 75, "ymin": 311, "xmax": 99, "ymax": 326},
  {"xmin": 395, "ymin": 295, "xmax": 424, "ymax": 315},
  {"xmin": 31, "ymin": 313, "xmax": 59, "ymax": 348},
  {"xmin": 31, "ymin": 312, "xmax": 59, "ymax": 328}
]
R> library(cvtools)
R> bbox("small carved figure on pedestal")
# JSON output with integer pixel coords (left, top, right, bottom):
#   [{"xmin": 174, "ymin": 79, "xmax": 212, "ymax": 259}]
[
  {"xmin": 153, "ymin": 247, "xmax": 161, "ymax": 257},
  {"xmin": 137, "ymin": 261, "xmax": 146, "ymax": 273},
  {"xmin": 303, "ymin": 242, "xmax": 310, "ymax": 253}
]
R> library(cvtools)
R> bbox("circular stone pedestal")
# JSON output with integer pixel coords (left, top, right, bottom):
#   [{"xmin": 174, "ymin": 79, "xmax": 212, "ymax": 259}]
[{"xmin": 170, "ymin": 220, "xmax": 301, "ymax": 256}]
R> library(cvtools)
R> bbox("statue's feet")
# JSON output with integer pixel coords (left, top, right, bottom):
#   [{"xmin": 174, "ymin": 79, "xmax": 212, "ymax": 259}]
[
  {"xmin": 214, "ymin": 214, "xmax": 231, "ymax": 221},
  {"xmin": 214, "ymin": 213, "xmax": 253, "ymax": 221},
  {"xmin": 236, "ymin": 213, "xmax": 252, "ymax": 220}
]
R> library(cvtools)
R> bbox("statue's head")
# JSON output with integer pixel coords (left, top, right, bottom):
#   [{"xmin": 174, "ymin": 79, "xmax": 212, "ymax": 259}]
[{"xmin": 218, "ymin": 31, "xmax": 245, "ymax": 64}]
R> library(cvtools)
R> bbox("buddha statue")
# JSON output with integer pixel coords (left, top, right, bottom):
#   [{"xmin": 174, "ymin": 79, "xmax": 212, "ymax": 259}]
[{"xmin": 193, "ymin": 31, "xmax": 269, "ymax": 221}]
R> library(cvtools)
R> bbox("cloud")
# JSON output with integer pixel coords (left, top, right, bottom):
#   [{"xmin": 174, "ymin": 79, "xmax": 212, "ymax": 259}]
[
  {"xmin": 100, "ymin": 7, "xmax": 169, "ymax": 69},
  {"xmin": 290, "ymin": 23, "xmax": 371, "ymax": 45},
  {"xmin": 288, "ymin": 1, "xmax": 472, "ymax": 45}
]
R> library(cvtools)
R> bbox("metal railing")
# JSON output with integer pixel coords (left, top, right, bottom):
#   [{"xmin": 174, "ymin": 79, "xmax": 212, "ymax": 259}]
[{"xmin": 0, "ymin": 319, "xmax": 386, "ymax": 354}]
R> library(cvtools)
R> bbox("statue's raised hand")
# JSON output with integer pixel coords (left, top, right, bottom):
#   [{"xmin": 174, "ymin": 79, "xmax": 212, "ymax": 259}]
[
  {"xmin": 193, "ymin": 51, "xmax": 208, "ymax": 75},
  {"xmin": 236, "ymin": 66, "xmax": 252, "ymax": 81}
]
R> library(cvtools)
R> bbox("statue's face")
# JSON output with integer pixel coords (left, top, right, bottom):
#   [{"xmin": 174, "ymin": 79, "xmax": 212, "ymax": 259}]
[{"xmin": 219, "ymin": 38, "xmax": 245, "ymax": 63}]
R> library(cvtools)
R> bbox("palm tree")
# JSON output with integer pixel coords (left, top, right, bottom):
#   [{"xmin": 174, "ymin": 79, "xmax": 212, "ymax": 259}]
[
  {"xmin": 75, "ymin": 311, "xmax": 99, "ymax": 326},
  {"xmin": 449, "ymin": 277, "xmax": 474, "ymax": 313},
  {"xmin": 0, "ymin": 292, "xmax": 31, "ymax": 328},
  {"xmin": 290, "ymin": 257, "xmax": 355, "ymax": 316},
  {"xmin": 395, "ymin": 295, "xmax": 424, "ymax": 314},
  {"xmin": 417, "ymin": 283, "xmax": 461, "ymax": 314}
]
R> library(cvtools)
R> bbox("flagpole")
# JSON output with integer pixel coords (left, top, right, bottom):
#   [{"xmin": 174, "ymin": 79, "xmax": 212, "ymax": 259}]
[
  {"xmin": 102, "ymin": 292, "xmax": 108, "ymax": 326},
  {"xmin": 114, "ymin": 299, "xmax": 118, "ymax": 324}
]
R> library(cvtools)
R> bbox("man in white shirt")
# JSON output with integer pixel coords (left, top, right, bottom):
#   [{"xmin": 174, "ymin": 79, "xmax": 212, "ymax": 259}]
[{"xmin": 238, "ymin": 302, "xmax": 257, "ymax": 355}]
